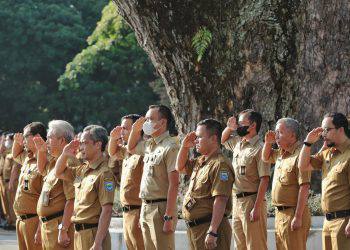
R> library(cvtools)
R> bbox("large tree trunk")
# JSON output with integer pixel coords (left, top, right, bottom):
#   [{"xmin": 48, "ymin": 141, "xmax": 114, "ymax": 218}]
[{"xmin": 113, "ymin": 0, "xmax": 350, "ymax": 135}]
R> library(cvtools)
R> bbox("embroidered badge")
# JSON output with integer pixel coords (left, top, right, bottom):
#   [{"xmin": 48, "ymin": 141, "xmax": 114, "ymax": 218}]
[
  {"xmin": 220, "ymin": 170, "xmax": 229, "ymax": 181},
  {"xmin": 104, "ymin": 181, "xmax": 114, "ymax": 192}
]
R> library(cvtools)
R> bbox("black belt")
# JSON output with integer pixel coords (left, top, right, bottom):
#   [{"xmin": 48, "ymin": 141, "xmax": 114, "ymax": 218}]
[
  {"xmin": 236, "ymin": 192, "xmax": 257, "ymax": 198},
  {"xmin": 122, "ymin": 205, "xmax": 141, "ymax": 212},
  {"xmin": 185, "ymin": 215, "xmax": 212, "ymax": 228},
  {"xmin": 4, "ymin": 179, "xmax": 9, "ymax": 183},
  {"xmin": 326, "ymin": 210, "xmax": 350, "ymax": 221},
  {"xmin": 276, "ymin": 206, "xmax": 294, "ymax": 211},
  {"xmin": 18, "ymin": 214, "xmax": 37, "ymax": 221},
  {"xmin": 143, "ymin": 198, "xmax": 167, "ymax": 204},
  {"xmin": 40, "ymin": 210, "xmax": 64, "ymax": 223},
  {"xmin": 74, "ymin": 223, "xmax": 99, "ymax": 232}
]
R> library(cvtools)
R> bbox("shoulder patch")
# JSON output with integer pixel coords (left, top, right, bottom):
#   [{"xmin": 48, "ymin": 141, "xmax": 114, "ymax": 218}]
[
  {"xmin": 219, "ymin": 170, "xmax": 229, "ymax": 181},
  {"xmin": 104, "ymin": 181, "xmax": 114, "ymax": 192}
]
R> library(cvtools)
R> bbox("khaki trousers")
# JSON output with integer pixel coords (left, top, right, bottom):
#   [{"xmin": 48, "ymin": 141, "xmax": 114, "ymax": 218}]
[
  {"xmin": 74, "ymin": 227, "xmax": 111, "ymax": 250},
  {"xmin": 323, "ymin": 216, "xmax": 350, "ymax": 250},
  {"xmin": 275, "ymin": 207, "xmax": 311, "ymax": 250},
  {"xmin": 16, "ymin": 216, "xmax": 43, "ymax": 250},
  {"xmin": 41, "ymin": 215, "xmax": 74, "ymax": 250},
  {"xmin": 232, "ymin": 195, "xmax": 267, "ymax": 250},
  {"xmin": 140, "ymin": 201, "xmax": 176, "ymax": 250},
  {"xmin": 187, "ymin": 217, "xmax": 231, "ymax": 250},
  {"xmin": 123, "ymin": 208, "xmax": 145, "ymax": 250}
]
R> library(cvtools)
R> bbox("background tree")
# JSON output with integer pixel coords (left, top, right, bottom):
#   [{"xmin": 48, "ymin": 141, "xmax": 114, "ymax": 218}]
[{"xmin": 112, "ymin": 0, "xmax": 350, "ymax": 136}]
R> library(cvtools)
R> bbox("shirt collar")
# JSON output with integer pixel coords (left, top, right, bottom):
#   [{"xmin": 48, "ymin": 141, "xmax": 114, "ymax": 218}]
[
  {"xmin": 334, "ymin": 139, "xmax": 350, "ymax": 154},
  {"xmin": 280, "ymin": 141, "xmax": 301, "ymax": 155},
  {"xmin": 153, "ymin": 131, "xmax": 170, "ymax": 145},
  {"xmin": 241, "ymin": 135, "xmax": 259, "ymax": 146},
  {"xmin": 89, "ymin": 156, "xmax": 105, "ymax": 170}
]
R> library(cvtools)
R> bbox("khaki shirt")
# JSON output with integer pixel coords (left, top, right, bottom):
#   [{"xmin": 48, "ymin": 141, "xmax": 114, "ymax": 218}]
[
  {"xmin": 310, "ymin": 139, "xmax": 350, "ymax": 213},
  {"xmin": 37, "ymin": 156, "xmax": 75, "ymax": 217},
  {"xmin": 3, "ymin": 152, "xmax": 19, "ymax": 181},
  {"xmin": 269, "ymin": 142, "xmax": 311, "ymax": 207},
  {"xmin": 112, "ymin": 146, "xmax": 143, "ymax": 206},
  {"xmin": 0, "ymin": 152, "xmax": 5, "ymax": 178},
  {"xmin": 223, "ymin": 135, "xmax": 270, "ymax": 193},
  {"xmin": 63, "ymin": 156, "xmax": 115, "ymax": 224},
  {"xmin": 182, "ymin": 152, "xmax": 234, "ymax": 220},
  {"xmin": 13, "ymin": 151, "xmax": 43, "ymax": 216},
  {"xmin": 134, "ymin": 131, "xmax": 179, "ymax": 200}
]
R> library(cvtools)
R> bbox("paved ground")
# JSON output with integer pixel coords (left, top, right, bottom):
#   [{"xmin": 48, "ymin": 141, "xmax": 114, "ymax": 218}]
[{"xmin": 0, "ymin": 228, "xmax": 17, "ymax": 250}]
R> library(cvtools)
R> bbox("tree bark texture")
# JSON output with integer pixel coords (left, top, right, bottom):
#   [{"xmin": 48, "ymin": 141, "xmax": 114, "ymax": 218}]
[{"xmin": 113, "ymin": 0, "xmax": 350, "ymax": 136}]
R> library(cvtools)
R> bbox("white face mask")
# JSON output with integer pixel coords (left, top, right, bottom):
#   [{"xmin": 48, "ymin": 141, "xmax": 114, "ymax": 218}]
[
  {"xmin": 4, "ymin": 141, "xmax": 12, "ymax": 149},
  {"xmin": 142, "ymin": 121, "xmax": 156, "ymax": 136}
]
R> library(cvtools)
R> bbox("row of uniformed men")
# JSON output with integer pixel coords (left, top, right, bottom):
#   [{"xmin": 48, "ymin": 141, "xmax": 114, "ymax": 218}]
[{"xmin": 4, "ymin": 105, "xmax": 350, "ymax": 250}]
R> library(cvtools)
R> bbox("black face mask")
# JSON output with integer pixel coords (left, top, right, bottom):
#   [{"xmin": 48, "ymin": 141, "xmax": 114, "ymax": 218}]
[
  {"xmin": 237, "ymin": 126, "xmax": 250, "ymax": 137},
  {"xmin": 327, "ymin": 142, "xmax": 335, "ymax": 148}
]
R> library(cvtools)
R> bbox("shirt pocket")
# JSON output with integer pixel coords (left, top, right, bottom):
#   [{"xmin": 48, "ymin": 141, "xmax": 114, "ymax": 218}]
[
  {"xmin": 329, "ymin": 163, "xmax": 348, "ymax": 184},
  {"xmin": 279, "ymin": 165, "xmax": 297, "ymax": 185}
]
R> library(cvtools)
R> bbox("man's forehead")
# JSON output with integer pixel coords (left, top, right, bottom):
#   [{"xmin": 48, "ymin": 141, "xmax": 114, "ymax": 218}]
[
  {"xmin": 322, "ymin": 117, "xmax": 333, "ymax": 127},
  {"xmin": 146, "ymin": 108, "xmax": 159, "ymax": 119},
  {"xmin": 238, "ymin": 113, "xmax": 249, "ymax": 122},
  {"xmin": 23, "ymin": 128, "xmax": 31, "ymax": 137},
  {"xmin": 196, "ymin": 125, "xmax": 207, "ymax": 136}
]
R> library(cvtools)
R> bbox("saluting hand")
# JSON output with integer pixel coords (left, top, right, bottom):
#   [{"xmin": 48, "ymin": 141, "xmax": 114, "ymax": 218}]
[
  {"xmin": 62, "ymin": 140, "xmax": 79, "ymax": 157},
  {"xmin": 132, "ymin": 117, "xmax": 146, "ymax": 132},
  {"xmin": 110, "ymin": 126, "xmax": 122, "ymax": 139},
  {"xmin": 181, "ymin": 131, "xmax": 196, "ymax": 148},
  {"xmin": 265, "ymin": 130, "xmax": 276, "ymax": 144},
  {"xmin": 227, "ymin": 116, "xmax": 238, "ymax": 131},
  {"xmin": 305, "ymin": 127, "xmax": 323, "ymax": 144},
  {"xmin": 33, "ymin": 135, "xmax": 47, "ymax": 152},
  {"xmin": 14, "ymin": 133, "xmax": 24, "ymax": 146}
]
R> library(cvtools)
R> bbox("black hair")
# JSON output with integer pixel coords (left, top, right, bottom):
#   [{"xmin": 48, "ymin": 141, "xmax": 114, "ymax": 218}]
[
  {"xmin": 197, "ymin": 119, "xmax": 223, "ymax": 145},
  {"xmin": 149, "ymin": 104, "xmax": 178, "ymax": 136},
  {"xmin": 239, "ymin": 109, "xmax": 263, "ymax": 133},
  {"xmin": 122, "ymin": 114, "xmax": 141, "ymax": 124},
  {"xmin": 83, "ymin": 125, "xmax": 109, "ymax": 152},
  {"xmin": 324, "ymin": 112, "xmax": 350, "ymax": 138},
  {"xmin": 24, "ymin": 122, "xmax": 47, "ymax": 141}
]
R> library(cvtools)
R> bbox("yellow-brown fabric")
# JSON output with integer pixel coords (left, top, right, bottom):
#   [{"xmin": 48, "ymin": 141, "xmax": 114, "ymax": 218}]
[
  {"xmin": 322, "ymin": 216, "xmax": 350, "ymax": 250},
  {"xmin": 182, "ymin": 152, "xmax": 234, "ymax": 221},
  {"xmin": 16, "ymin": 215, "xmax": 42, "ymax": 250},
  {"xmin": 123, "ymin": 208, "xmax": 144, "ymax": 250},
  {"xmin": 74, "ymin": 227, "xmax": 111, "ymax": 250}
]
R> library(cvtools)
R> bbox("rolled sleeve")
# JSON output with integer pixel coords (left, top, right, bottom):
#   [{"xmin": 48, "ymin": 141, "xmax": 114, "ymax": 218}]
[
  {"xmin": 222, "ymin": 136, "xmax": 239, "ymax": 151},
  {"xmin": 13, "ymin": 151, "xmax": 26, "ymax": 165},
  {"xmin": 310, "ymin": 152, "xmax": 324, "ymax": 170},
  {"xmin": 256, "ymin": 150, "xmax": 271, "ymax": 177},
  {"xmin": 63, "ymin": 180, "xmax": 75, "ymax": 200},
  {"xmin": 134, "ymin": 140, "xmax": 147, "ymax": 156},
  {"xmin": 298, "ymin": 167, "xmax": 311, "ymax": 185}
]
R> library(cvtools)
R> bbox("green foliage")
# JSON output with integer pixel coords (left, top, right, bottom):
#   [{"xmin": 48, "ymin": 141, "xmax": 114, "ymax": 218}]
[
  {"xmin": 57, "ymin": 2, "xmax": 159, "ymax": 130},
  {"xmin": 0, "ymin": 0, "xmax": 107, "ymax": 131},
  {"xmin": 192, "ymin": 26, "xmax": 212, "ymax": 63}
]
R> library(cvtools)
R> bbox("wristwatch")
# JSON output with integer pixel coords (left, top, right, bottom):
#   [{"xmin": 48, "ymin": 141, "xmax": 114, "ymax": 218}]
[
  {"xmin": 58, "ymin": 223, "xmax": 68, "ymax": 232},
  {"xmin": 303, "ymin": 141, "xmax": 313, "ymax": 147},
  {"xmin": 163, "ymin": 215, "xmax": 173, "ymax": 221},
  {"xmin": 207, "ymin": 230, "xmax": 219, "ymax": 237}
]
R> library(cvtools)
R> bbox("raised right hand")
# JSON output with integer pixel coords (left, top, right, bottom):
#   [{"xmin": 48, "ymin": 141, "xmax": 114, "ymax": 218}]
[
  {"xmin": 227, "ymin": 116, "xmax": 238, "ymax": 131},
  {"xmin": 62, "ymin": 140, "xmax": 79, "ymax": 157},
  {"xmin": 305, "ymin": 127, "xmax": 323, "ymax": 144},
  {"xmin": 182, "ymin": 131, "xmax": 196, "ymax": 148},
  {"xmin": 14, "ymin": 133, "xmax": 24, "ymax": 146},
  {"xmin": 110, "ymin": 126, "xmax": 122, "ymax": 139},
  {"xmin": 265, "ymin": 130, "xmax": 276, "ymax": 144},
  {"xmin": 132, "ymin": 117, "xmax": 146, "ymax": 132},
  {"xmin": 33, "ymin": 135, "xmax": 47, "ymax": 152}
]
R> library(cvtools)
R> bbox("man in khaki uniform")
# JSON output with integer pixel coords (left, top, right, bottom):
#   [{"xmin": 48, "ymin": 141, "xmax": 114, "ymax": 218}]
[
  {"xmin": 1, "ymin": 133, "xmax": 20, "ymax": 230},
  {"xmin": 176, "ymin": 119, "xmax": 234, "ymax": 250},
  {"xmin": 109, "ymin": 114, "xmax": 145, "ymax": 250},
  {"xmin": 33, "ymin": 120, "xmax": 76, "ymax": 249},
  {"xmin": 262, "ymin": 118, "xmax": 311, "ymax": 250},
  {"xmin": 12, "ymin": 122, "xmax": 47, "ymax": 250},
  {"xmin": 221, "ymin": 109, "xmax": 270, "ymax": 250},
  {"xmin": 0, "ymin": 137, "xmax": 8, "ymax": 226},
  {"xmin": 127, "ymin": 105, "xmax": 179, "ymax": 250},
  {"xmin": 299, "ymin": 112, "xmax": 350, "ymax": 249},
  {"xmin": 55, "ymin": 125, "xmax": 116, "ymax": 250}
]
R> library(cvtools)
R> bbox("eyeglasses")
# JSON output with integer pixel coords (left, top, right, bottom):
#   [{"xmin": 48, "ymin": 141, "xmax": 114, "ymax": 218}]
[{"xmin": 322, "ymin": 127, "xmax": 336, "ymax": 134}]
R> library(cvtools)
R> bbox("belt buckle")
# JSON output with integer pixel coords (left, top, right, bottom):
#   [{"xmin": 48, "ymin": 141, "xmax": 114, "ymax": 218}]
[{"xmin": 326, "ymin": 213, "xmax": 332, "ymax": 221}]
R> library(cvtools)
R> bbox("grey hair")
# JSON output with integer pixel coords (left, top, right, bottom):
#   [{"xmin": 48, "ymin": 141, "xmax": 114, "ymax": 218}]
[
  {"xmin": 276, "ymin": 118, "xmax": 301, "ymax": 140},
  {"xmin": 83, "ymin": 125, "xmax": 108, "ymax": 151},
  {"xmin": 48, "ymin": 120, "xmax": 74, "ymax": 143}
]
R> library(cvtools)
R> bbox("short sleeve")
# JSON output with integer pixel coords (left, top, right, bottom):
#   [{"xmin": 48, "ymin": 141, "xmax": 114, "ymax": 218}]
[
  {"xmin": 97, "ymin": 170, "xmax": 116, "ymax": 206},
  {"xmin": 165, "ymin": 145, "xmax": 179, "ymax": 173},
  {"xmin": 184, "ymin": 158, "xmax": 198, "ymax": 176},
  {"xmin": 210, "ymin": 162, "xmax": 234, "ymax": 197},
  {"xmin": 134, "ymin": 140, "xmax": 147, "ymax": 156},
  {"xmin": 256, "ymin": 150, "xmax": 271, "ymax": 177},
  {"xmin": 222, "ymin": 136, "xmax": 239, "ymax": 152},
  {"xmin": 63, "ymin": 180, "xmax": 75, "ymax": 200},
  {"xmin": 110, "ymin": 145, "xmax": 127, "ymax": 161},
  {"xmin": 267, "ymin": 149, "xmax": 279, "ymax": 164},
  {"xmin": 298, "ymin": 167, "xmax": 311, "ymax": 185},
  {"xmin": 310, "ymin": 151, "xmax": 324, "ymax": 170}
]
